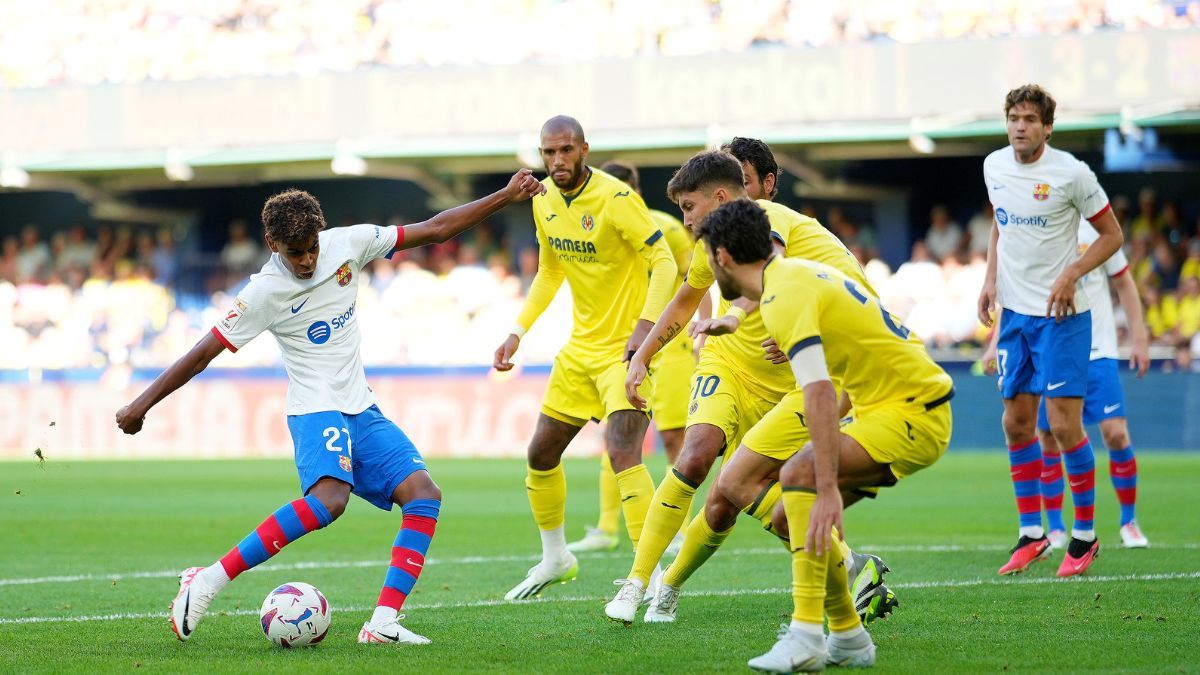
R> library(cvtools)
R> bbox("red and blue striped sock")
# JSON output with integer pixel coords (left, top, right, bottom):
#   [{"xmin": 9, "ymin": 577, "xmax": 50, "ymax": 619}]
[
  {"xmin": 1040, "ymin": 450, "xmax": 1066, "ymax": 532},
  {"xmin": 1008, "ymin": 439, "xmax": 1045, "ymax": 537},
  {"xmin": 219, "ymin": 495, "xmax": 333, "ymax": 579},
  {"xmin": 1062, "ymin": 439, "xmax": 1096, "ymax": 539},
  {"xmin": 377, "ymin": 499, "xmax": 440, "ymax": 613},
  {"xmin": 1109, "ymin": 445, "xmax": 1138, "ymax": 526}
]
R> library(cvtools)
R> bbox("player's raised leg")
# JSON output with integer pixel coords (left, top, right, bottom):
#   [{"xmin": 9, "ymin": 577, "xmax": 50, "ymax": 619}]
[{"xmin": 506, "ymin": 413, "xmax": 583, "ymax": 600}]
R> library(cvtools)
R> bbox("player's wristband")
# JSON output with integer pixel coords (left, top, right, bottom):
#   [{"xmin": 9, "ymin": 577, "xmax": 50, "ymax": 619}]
[
  {"xmin": 724, "ymin": 306, "xmax": 748, "ymax": 324},
  {"xmin": 510, "ymin": 324, "xmax": 527, "ymax": 339}
]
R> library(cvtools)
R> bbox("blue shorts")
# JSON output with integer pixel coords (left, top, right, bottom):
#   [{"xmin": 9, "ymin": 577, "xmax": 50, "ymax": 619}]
[
  {"xmin": 286, "ymin": 404, "xmax": 427, "ymax": 511},
  {"xmin": 1037, "ymin": 357, "xmax": 1127, "ymax": 430},
  {"xmin": 996, "ymin": 308, "xmax": 1091, "ymax": 400}
]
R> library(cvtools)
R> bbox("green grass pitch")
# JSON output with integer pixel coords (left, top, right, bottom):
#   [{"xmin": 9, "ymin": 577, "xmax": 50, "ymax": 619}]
[{"xmin": 2, "ymin": 452, "xmax": 1198, "ymax": 673}]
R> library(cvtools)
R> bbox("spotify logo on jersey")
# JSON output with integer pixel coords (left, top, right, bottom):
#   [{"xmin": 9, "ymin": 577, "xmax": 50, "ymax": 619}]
[{"xmin": 307, "ymin": 321, "xmax": 331, "ymax": 344}]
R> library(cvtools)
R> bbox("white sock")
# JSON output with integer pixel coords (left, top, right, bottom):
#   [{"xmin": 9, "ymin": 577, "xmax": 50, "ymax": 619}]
[
  {"xmin": 830, "ymin": 624, "xmax": 869, "ymax": 646},
  {"xmin": 199, "ymin": 563, "xmax": 231, "ymax": 592},
  {"xmin": 1019, "ymin": 525, "xmax": 1045, "ymax": 539},
  {"xmin": 540, "ymin": 526, "xmax": 567, "ymax": 560},
  {"xmin": 830, "ymin": 625, "xmax": 865, "ymax": 640},
  {"xmin": 370, "ymin": 605, "xmax": 398, "ymax": 625},
  {"xmin": 1071, "ymin": 528, "xmax": 1096, "ymax": 542},
  {"xmin": 790, "ymin": 620, "xmax": 824, "ymax": 636}
]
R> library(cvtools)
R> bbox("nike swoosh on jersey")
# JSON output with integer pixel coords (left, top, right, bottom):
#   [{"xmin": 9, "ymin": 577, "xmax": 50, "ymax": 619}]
[
  {"xmin": 1046, "ymin": 381, "xmax": 1067, "ymax": 390},
  {"xmin": 992, "ymin": 184, "xmax": 1005, "ymax": 190},
  {"xmin": 1103, "ymin": 404, "xmax": 1121, "ymax": 413},
  {"xmin": 291, "ymin": 298, "xmax": 309, "ymax": 314}
]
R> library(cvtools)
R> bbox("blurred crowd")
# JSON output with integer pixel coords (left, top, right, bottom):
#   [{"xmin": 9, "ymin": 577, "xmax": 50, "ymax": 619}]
[
  {"xmin": 2, "ymin": 186, "xmax": 1198, "ymax": 372},
  {"xmin": 2, "ymin": 0, "xmax": 1198, "ymax": 88}
]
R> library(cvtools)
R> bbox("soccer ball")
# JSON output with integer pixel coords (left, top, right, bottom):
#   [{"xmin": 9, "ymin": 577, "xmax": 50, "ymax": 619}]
[{"xmin": 259, "ymin": 582, "xmax": 331, "ymax": 648}]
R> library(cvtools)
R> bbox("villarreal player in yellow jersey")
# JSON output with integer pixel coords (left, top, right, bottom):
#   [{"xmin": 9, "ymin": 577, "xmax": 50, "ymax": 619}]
[
  {"xmin": 565, "ymin": 159, "xmax": 703, "ymax": 555},
  {"xmin": 605, "ymin": 149, "xmax": 874, "ymax": 624},
  {"xmin": 494, "ymin": 117, "xmax": 677, "ymax": 600},
  {"xmin": 693, "ymin": 199, "xmax": 952, "ymax": 671}
]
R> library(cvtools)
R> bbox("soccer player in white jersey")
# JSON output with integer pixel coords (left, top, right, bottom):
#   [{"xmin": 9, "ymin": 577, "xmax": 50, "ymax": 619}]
[
  {"xmin": 115, "ymin": 170, "xmax": 545, "ymax": 644},
  {"xmin": 978, "ymin": 84, "xmax": 1124, "ymax": 577},
  {"xmin": 1037, "ymin": 222, "xmax": 1150, "ymax": 547}
]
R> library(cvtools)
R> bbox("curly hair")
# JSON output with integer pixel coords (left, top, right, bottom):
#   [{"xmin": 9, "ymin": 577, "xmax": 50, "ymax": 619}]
[
  {"xmin": 666, "ymin": 150, "xmax": 746, "ymax": 202},
  {"xmin": 261, "ymin": 189, "xmax": 327, "ymax": 244},
  {"xmin": 1004, "ymin": 84, "xmax": 1056, "ymax": 126},
  {"xmin": 696, "ymin": 199, "xmax": 773, "ymax": 264},
  {"xmin": 721, "ymin": 137, "xmax": 779, "ymax": 199}
]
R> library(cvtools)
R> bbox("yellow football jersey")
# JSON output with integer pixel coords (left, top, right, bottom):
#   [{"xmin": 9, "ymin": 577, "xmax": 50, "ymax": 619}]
[
  {"xmin": 519, "ymin": 168, "xmax": 676, "ymax": 360},
  {"xmin": 760, "ymin": 257, "xmax": 953, "ymax": 415},
  {"xmin": 685, "ymin": 199, "xmax": 870, "ymax": 399}
]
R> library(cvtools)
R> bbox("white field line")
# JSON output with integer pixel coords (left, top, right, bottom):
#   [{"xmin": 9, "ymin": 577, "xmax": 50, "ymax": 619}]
[
  {"xmin": 1, "ymin": 542, "xmax": 1196, "ymax": 588},
  {"xmin": 2, "ymin": 571, "xmax": 1197, "ymax": 626}
]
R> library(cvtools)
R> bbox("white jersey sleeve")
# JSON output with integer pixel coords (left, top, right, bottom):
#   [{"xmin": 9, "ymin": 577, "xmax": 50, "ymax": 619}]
[
  {"xmin": 1078, "ymin": 221, "xmax": 1127, "ymax": 360},
  {"xmin": 345, "ymin": 224, "xmax": 401, "ymax": 267},
  {"xmin": 213, "ymin": 276, "xmax": 277, "ymax": 352},
  {"xmin": 1067, "ymin": 161, "xmax": 1111, "ymax": 222}
]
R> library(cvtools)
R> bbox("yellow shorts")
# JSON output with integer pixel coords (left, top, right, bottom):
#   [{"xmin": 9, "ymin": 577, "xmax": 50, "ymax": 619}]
[
  {"xmin": 740, "ymin": 389, "xmax": 812, "ymax": 461},
  {"xmin": 649, "ymin": 338, "xmax": 696, "ymax": 432},
  {"xmin": 541, "ymin": 348, "xmax": 650, "ymax": 427},
  {"xmin": 842, "ymin": 397, "xmax": 953, "ymax": 479},
  {"xmin": 685, "ymin": 354, "xmax": 780, "ymax": 452}
]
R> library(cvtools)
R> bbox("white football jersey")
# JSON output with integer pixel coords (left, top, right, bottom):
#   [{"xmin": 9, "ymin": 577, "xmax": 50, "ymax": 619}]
[
  {"xmin": 983, "ymin": 144, "xmax": 1110, "ymax": 317},
  {"xmin": 212, "ymin": 224, "xmax": 400, "ymax": 415},
  {"xmin": 1078, "ymin": 221, "xmax": 1129, "ymax": 361}
]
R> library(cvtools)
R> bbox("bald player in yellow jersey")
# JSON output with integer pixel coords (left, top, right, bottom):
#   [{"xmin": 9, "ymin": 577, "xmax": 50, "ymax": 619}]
[
  {"xmin": 605, "ymin": 149, "xmax": 877, "ymax": 624},
  {"xmin": 494, "ymin": 116, "xmax": 678, "ymax": 601},
  {"xmin": 566, "ymin": 159, "xmax": 705, "ymax": 555},
  {"xmin": 691, "ymin": 200, "xmax": 952, "ymax": 671}
]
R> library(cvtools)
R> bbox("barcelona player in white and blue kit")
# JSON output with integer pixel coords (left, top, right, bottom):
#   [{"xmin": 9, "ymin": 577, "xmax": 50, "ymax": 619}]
[
  {"xmin": 116, "ymin": 170, "xmax": 545, "ymax": 644},
  {"xmin": 978, "ymin": 84, "xmax": 1124, "ymax": 577}
]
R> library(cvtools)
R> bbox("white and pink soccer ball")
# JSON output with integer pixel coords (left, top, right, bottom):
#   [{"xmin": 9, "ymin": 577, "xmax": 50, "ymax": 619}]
[{"xmin": 259, "ymin": 582, "xmax": 331, "ymax": 648}]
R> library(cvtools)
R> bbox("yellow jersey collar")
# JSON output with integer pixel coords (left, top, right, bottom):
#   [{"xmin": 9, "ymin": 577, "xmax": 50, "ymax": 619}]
[{"xmin": 560, "ymin": 167, "xmax": 593, "ymax": 207}]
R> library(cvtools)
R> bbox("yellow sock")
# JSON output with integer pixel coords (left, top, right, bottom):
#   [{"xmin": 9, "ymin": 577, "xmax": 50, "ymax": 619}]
[
  {"xmin": 614, "ymin": 464, "xmax": 654, "ymax": 548},
  {"xmin": 825, "ymin": 526, "xmax": 861, "ymax": 632},
  {"xmin": 628, "ymin": 468, "xmax": 698, "ymax": 584},
  {"xmin": 526, "ymin": 464, "xmax": 566, "ymax": 531},
  {"xmin": 663, "ymin": 512, "xmax": 732, "ymax": 588},
  {"xmin": 597, "ymin": 453, "xmax": 621, "ymax": 535},
  {"xmin": 746, "ymin": 481, "xmax": 787, "ymax": 545},
  {"xmin": 666, "ymin": 465, "xmax": 691, "ymax": 539},
  {"xmin": 783, "ymin": 487, "xmax": 827, "ymax": 625}
]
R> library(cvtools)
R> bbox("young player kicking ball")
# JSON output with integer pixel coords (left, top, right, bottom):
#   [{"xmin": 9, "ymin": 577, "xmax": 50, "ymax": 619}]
[{"xmin": 115, "ymin": 170, "xmax": 545, "ymax": 644}]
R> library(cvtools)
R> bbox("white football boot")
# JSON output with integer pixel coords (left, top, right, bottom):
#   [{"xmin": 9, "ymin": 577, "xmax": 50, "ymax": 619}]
[
  {"xmin": 504, "ymin": 552, "xmax": 579, "ymax": 600},
  {"xmin": 1047, "ymin": 529, "xmax": 1069, "ymax": 550},
  {"xmin": 566, "ymin": 526, "xmax": 619, "ymax": 553},
  {"xmin": 748, "ymin": 624, "xmax": 827, "ymax": 673},
  {"xmin": 643, "ymin": 580, "xmax": 680, "ymax": 623},
  {"xmin": 826, "ymin": 630, "xmax": 876, "ymax": 667},
  {"xmin": 1119, "ymin": 521, "xmax": 1149, "ymax": 548},
  {"xmin": 665, "ymin": 532, "xmax": 685, "ymax": 558},
  {"xmin": 169, "ymin": 566, "xmax": 220, "ymax": 641},
  {"xmin": 358, "ymin": 615, "xmax": 431, "ymax": 645},
  {"xmin": 604, "ymin": 579, "xmax": 646, "ymax": 624}
]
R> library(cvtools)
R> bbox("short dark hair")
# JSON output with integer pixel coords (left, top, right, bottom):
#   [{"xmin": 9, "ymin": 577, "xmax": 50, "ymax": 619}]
[
  {"xmin": 722, "ymin": 137, "xmax": 779, "ymax": 199},
  {"xmin": 261, "ymin": 189, "xmax": 327, "ymax": 244},
  {"xmin": 541, "ymin": 115, "xmax": 586, "ymax": 143},
  {"xmin": 696, "ymin": 199, "xmax": 773, "ymax": 264},
  {"xmin": 1004, "ymin": 84, "xmax": 1056, "ymax": 126},
  {"xmin": 666, "ymin": 150, "xmax": 745, "ymax": 202},
  {"xmin": 601, "ymin": 160, "xmax": 639, "ymax": 191}
]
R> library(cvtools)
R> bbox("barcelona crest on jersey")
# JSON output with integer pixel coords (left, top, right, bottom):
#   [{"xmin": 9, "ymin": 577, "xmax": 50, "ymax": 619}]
[
  {"xmin": 336, "ymin": 262, "xmax": 353, "ymax": 287},
  {"xmin": 1033, "ymin": 183, "xmax": 1050, "ymax": 201}
]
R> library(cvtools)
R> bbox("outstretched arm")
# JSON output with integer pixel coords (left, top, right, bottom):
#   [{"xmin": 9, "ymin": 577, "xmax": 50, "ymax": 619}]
[
  {"xmin": 115, "ymin": 332, "xmax": 226, "ymax": 434},
  {"xmin": 400, "ymin": 169, "xmax": 545, "ymax": 250}
]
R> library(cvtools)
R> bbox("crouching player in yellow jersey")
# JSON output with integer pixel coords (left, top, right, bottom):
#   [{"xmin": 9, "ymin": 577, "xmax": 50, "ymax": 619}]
[
  {"xmin": 605, "ymin": 149, "xmax": 891, "ymax": 625},
  {"xmin": 694, "ymin": 200, "xmax": 953, "ymax": 672},
  {"xmin": 494, "ymin": 116, "xmax": 678, "ymax": 600},
  {"xmin": 565, "ymin": 159, "xmax": 706, "ymax": 555}
]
